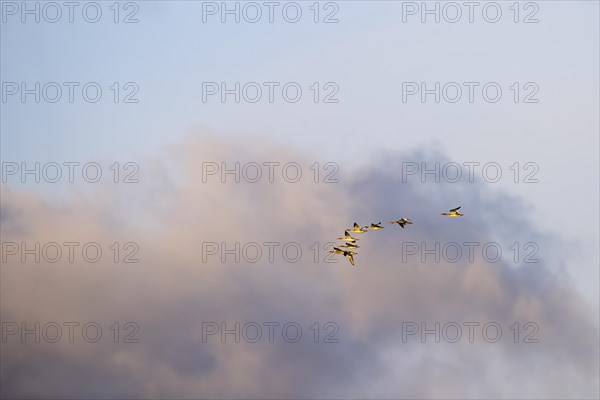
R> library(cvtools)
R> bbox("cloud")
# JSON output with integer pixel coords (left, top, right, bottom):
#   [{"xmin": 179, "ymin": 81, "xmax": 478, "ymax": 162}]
[{"xmin": 1, "ymin": 133, "xmax": 598, "ymax": 399}]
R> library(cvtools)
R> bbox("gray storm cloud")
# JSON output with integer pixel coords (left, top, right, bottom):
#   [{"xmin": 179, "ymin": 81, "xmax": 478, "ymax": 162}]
[{"xmin": 1, "ymin": 134, "xmax": 598, "ymax": 399}]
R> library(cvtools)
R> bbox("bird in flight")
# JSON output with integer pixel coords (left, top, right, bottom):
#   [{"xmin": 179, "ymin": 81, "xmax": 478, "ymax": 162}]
[
  {"xmin": 363, "ymin": 222, "xmax": 384, "ymax": 230},
  {"xmin": 330, "ymin": 247, "xmax": 357, "ymax": 266},
  {"xmin": 337, "ymin": 231, "xmax": 359, "ymax": 243},
  {"xmin": 338, "ymin": 242, "xmax": 360, "ymax": 249},
  {"xmin": 440, "ymin": 206, "xmax": 463, "ymax": 217},
  {"xmin": 389, "ymin": 218, "xmax": 413, "ymax": 228},
  {"xmin": 347, "ymin": 222, "xmax": 367, "ymax": 234}
]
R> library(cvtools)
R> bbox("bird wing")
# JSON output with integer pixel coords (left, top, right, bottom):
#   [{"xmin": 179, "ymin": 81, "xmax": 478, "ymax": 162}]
[
  {"xmin": 451, "ymin": 206, "xmax": 461, "ymax": 212},
  {"xmin": 348, "ymin": 254, "xmax": 355, "ymax": 266}
]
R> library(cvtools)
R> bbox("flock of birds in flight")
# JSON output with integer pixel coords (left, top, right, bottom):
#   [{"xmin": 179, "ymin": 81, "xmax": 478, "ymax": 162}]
[{"xmin": 329, "ymin": 207, "xmax": 464, "ymax": 266}]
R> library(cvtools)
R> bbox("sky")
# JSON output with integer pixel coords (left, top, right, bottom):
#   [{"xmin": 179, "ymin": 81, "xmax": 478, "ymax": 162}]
[{"xmin": 1, "ymin": 1, "xmax": 599, "ymax": 398}]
